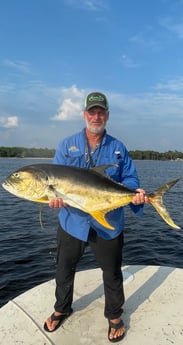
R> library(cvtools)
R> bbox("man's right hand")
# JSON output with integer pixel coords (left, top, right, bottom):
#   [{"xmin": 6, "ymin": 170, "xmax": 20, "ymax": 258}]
[{"xmin": 49, "ymin": 198, "xmax": 67, "ymax": 208}]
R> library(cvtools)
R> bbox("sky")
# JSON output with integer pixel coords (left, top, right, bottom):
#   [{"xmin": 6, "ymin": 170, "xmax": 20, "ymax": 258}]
[{"xmin": 1, "ymin": 0, "xmax": 183, "ymax": 151}]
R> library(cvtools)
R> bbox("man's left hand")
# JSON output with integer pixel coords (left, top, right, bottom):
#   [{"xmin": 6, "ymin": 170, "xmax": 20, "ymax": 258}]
[{"xmin": 132, "ymin": 188, "xmax": 149, "ymax": 205}]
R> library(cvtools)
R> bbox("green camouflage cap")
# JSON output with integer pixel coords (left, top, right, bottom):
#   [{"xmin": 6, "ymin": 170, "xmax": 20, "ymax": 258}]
[{"xmin": 84, "ymin": 92, "xmax": 109, "ymax": 111}]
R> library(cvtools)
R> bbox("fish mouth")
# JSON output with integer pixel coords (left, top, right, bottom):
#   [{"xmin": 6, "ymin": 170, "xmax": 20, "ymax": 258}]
[
  {"xmin": 2, "ymin": 181, "xmax": 18, "ymax": 195},
  {"xmin": 2, "ymin": 181, "xmax": 11, "ymax": 189}
]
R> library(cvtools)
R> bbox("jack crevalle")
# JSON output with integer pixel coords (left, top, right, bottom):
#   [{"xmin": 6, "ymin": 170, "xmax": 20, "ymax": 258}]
[{"xmin": 2, "ymin": 163, "xmax": 181, "ymax": 230}]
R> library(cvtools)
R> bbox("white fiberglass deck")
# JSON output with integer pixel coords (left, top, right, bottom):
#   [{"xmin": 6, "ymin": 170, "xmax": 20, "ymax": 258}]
[{"xmin": 0, "ymin": 265, "xmax": 183, "ymax": 345}]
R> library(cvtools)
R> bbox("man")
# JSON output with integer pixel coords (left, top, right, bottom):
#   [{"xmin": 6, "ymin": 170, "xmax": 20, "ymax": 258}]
[{"xmin": 44, "ymin": 91, "xmax": 148, "ymax": 342}]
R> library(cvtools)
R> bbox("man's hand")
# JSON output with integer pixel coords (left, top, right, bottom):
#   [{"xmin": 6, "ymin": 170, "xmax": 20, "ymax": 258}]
[
  {"xmin": 132, "ymin": 188, "xmax": 149, "ymax": 205},
  {"xmin": 49, "ymin": 198, "xmax": 67, "ymax": 208}
]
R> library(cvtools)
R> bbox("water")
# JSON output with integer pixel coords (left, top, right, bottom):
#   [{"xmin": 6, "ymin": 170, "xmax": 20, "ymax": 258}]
[{"xmin": 0, "ymin": 158, "xmax": 183, "ymax": 307}]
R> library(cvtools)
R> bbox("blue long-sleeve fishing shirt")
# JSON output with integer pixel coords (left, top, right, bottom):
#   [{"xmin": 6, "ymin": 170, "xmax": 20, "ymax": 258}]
[{"xmin": 53, "ymin": 128, "xmax": 143, "ymax": 241}]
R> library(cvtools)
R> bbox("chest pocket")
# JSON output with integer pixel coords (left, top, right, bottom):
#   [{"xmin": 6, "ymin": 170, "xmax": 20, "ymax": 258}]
[{"xmin": 65, "ymin": 151, "xmax": 84, "ymax": 167}]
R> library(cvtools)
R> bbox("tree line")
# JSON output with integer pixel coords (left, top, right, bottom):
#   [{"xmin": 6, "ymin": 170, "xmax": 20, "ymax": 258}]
[
  {"xmin": 0, "ymin": 147, "xmax": 183, "ymax": 160},
  {"xmin": 0, "ymin": 147, "xmax": 55, "ymax": 158},
  {"xmin": 129, "ymin": 150, "xmax": 183, "ymax": 160}
]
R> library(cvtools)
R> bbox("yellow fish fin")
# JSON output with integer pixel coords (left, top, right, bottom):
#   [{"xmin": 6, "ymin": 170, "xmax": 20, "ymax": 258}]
[
  {"xmin": 90, "ymin": 210, "xmax": 114, "ymax": 230},
  {"xmin": 35, "ymin": 196, "xmax": 49, "ymax": 203}
]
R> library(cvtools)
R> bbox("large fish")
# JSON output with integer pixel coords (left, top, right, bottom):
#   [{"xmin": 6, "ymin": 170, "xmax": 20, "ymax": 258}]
[{"xmin": 2, "ymin": 163, "xmax": 181, "ymax": 230}]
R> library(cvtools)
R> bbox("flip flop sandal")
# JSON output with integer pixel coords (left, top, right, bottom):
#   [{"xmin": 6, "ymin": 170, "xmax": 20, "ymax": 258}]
[
  {"xmin": 108, "ymin": 319, "xmax": 126, "ymax": 342},
  {"xmin": 44, "ymin": 308, "xmax": 73, "ymax": 332}
]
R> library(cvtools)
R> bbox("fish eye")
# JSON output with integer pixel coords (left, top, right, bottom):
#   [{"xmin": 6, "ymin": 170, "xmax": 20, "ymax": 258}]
[{"xmin": 13, "ymin": 172, "xmax": 20, "ymax": 178}]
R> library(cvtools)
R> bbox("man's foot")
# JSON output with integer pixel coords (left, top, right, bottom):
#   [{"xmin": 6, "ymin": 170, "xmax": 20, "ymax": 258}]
[
  {"xmin": 108, "ymin": 318, "xmax": 126, "ymax": 342},
  {"xmin": 44, "ymin": 309, "xmax": 73, "ymax": 332}
]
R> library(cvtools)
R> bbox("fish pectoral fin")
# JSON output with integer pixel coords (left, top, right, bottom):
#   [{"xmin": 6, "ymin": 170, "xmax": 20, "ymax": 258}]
[
  {"xmin": 50, "ymin": 189, "xmax": 65, "ymax": 199},
  {"xmin": 48, "ymin": 185, "xmax": 65, "ymax": 199},
  {"xmin": 90, "ymin": 210, "xmax": 114, "ymax": 230},
  {"xmin": 34, "ymin": 196, "xmax": 49, "ymax": 203}
]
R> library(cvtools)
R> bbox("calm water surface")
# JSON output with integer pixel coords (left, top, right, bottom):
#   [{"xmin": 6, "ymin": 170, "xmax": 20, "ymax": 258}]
[{"xmin": 0, "ymin": 158, "xmax": 183, "ymax": 307}]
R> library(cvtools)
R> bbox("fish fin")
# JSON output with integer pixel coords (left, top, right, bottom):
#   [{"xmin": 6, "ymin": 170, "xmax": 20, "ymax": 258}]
[
  {"xmin": 33, "ymin": 186, "xmax": 67, "ymax": 203},
  {"xmin": 90, "ymin": 210, "xmax": 114, "ymax": 230},
  {"xmin": 34, "ymin": 196, "xmax": 49, "ymax": 203},
  {"xmin": 148, "ymin": 178, "xmax": 181, "ymax": 230},
  {"xmin": 91, "ymin": 164, "xmax": 118, "ymax": 175},
  {"xmin": 48, "ymin": 187, "xmax": 65, "ymax": 199}
]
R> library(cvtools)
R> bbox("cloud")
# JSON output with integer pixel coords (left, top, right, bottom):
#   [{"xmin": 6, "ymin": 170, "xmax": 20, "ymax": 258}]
[
  {"xmin": 0, "ymin": 79, "xmax": 61, "ymax": 123},
  {"xmin": 160, "ymin": 16, "xmax": 183, "ymax": 39},
  {"xmin": 51, "ymin": 85, "xmax": 85, "ymax": 120},
  {"xmin": 120, "ymin": 54, "xmax": 140, "ymax": 69},
  {"xmin": 2, "ymin": 59, "xmax": 30, "ymax": 74},
  {"xmin": 1, "ymin": 81, "xmax": 183, "ymax": 151},
  {"xmin": 0, "ymin": 83, "xmax": 16, "ymax": 95},
  {"xmin": 0, "ymin": 116, "xmax": 19, "ymax": 128},
  {"xmin": 154, "ymin": 77, "xmax": 183, "ymax": 91},
  {"xmin": 64, "ymin": 0, "xmax": 107, "ymax": 11},
  {"xmin": 128, "ymin": 33, "xmax": 160, "ymax": 50},
  {"xmin": 108, "ymin": 90, "xmax": 183, "ymax": 131}
]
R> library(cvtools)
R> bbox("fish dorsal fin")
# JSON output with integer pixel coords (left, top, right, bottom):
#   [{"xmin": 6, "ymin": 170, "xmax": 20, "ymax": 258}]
[
  {"xmin": 89, "ymin": 210, "xmax": 114, "ymax": 230},
  {"xmin": 91, "ymin": 164, "xmax": 118, "ymax": 176}
]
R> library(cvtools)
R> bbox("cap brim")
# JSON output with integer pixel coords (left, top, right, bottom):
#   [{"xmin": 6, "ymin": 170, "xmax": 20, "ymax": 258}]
[{"xmin": 86, "ymin": 103, "xmax": 107, "ymax": 110}]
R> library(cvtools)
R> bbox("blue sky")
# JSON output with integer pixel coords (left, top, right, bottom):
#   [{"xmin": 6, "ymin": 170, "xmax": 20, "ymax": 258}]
[{"xmin": 1, "ymin": 0, "xmax": 183, "ymax": 151}]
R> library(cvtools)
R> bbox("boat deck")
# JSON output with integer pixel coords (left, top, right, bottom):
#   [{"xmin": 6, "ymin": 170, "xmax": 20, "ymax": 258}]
[{"xmin": 0, "ymin": 265, "xmax": 183, "ymax": 344}]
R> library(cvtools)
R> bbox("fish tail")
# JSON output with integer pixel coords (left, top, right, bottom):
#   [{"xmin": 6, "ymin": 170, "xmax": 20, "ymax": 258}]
[{"xmin": 148, "ymin": 178, "xmax": 181, "ymax": 230}]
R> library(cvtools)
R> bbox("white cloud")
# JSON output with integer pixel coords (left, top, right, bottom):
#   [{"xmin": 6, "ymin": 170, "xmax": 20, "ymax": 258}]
[
  {"xmin": 1, "ymin": 81, "xmax": 183, "ymax": 151},
  {"xmin": 0, "ymin": 83, "xmax": 16, "ymax": 95},
  {"xmin": 0, "ymin": 116, "xmax": 19, "ymax": 128},
  {"xmin": 154, "ymin": 77, "xmax": 183, "ymax": 91},
  {"xmin": 51, "ymin": 85, "xmax": 85, "ymax": 121},
  {"xmin": 160, "ymin": 16, "xmax": 183, "ymax": 39},
  {"xmin": 2, "ymin": 59, "xmax": 30, "ymax": 74},
  {"xmin": 110, "ymin": 91, "xmax": 183, "ymax": 123},
  {"xmin": 129, "ymin": 33, "xmax": 160, "ymax": 50},
  {"xmin": 64, "ymin": 0, "xmax": 107, "ymax": 11}
]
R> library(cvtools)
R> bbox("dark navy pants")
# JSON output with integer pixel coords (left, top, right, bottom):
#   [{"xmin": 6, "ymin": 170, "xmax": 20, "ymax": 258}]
[{"xmin": 54, "ymin": 224, "xmax": 125, "ymax": 320}]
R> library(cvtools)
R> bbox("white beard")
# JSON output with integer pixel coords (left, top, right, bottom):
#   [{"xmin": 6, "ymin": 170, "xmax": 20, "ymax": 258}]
[{"xmin": 85, "ymin": 120, "xmax": 106, "ymax": 134}]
